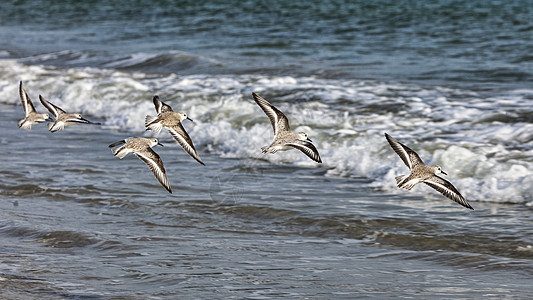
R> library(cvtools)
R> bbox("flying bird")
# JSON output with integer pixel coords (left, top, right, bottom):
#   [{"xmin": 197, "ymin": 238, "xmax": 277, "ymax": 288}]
[
  {"xmin": 385, "ymin": 133, "xmax": 473, "ymax": 209},
  {"xmin": 145, "ymin": 95, "xmax": 204, "ymax": 165},
  {"xmin": 109, "ymin": 137, "xmax": 172, "ymax": 193},
  {"xmin": 39, "ymin": 95, "xmax": 100, "ymax": 132},
  {"xmin": 252, "ymin": 92, "xmax": 322, "ymax": 163}
]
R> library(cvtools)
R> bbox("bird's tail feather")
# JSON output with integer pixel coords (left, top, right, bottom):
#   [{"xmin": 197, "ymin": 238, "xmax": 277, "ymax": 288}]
[
  {"xmin": 18, "ymin": 119, "xmax": 31, "ymax": 129},
  {"xmin": 396, "ymin": 175, "xmax": 418, "ymax": 190},
  {"xmin": 145, "ymin": 115, "xmax": 163, "ymax": 133},
  {"xmin": 395, "ymin": 175, "xmax": 406, "ymax": 186},
  {"xmin": 112, "ymin": 146, "xmax": 129, "ymax": 159}
]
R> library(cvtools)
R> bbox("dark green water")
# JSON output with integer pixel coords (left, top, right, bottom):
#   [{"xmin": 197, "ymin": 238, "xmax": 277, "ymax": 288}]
[{"xmin": 1, "ymin": 0, "xmax": 532, "ymax": 87}]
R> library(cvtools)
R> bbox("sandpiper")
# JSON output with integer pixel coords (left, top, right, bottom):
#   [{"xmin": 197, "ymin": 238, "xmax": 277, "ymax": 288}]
[
  {"xmin": 109, "ymin": 137, "xmax": 172, "ymax": 193},
  {"xmin": 39, "ymin": 95, "xmax": 101, "ymax": 132},
  {"xmin": 252, "ymin": 92, "xmax": 322, "ymax": 163},
  {"xmin": 145, "ymin": 96, "xmax": 205, "ymax": 165},
  {"xmin": 385, "ymin": 133, "xmax": 473, "ymax": 210},
  {"xmin": 17, "ymin": 81, "xmax": 50, "ymax": 130}
]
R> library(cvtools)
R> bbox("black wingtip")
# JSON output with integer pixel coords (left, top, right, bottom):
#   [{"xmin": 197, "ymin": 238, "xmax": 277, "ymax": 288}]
[
  {"xmin": 252, "ymin": 92, "xmax": 262, "ymax": 101},
  {"xmin": 108, "ymin": 140, "xmax": 125, "ymax": 148},
  {"xmin": 38, "ymin": 94, "xmax": 47, "ymax": 104}
]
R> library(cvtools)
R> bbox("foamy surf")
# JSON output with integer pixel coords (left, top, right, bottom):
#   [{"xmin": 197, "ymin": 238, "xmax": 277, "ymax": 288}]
[{"xmin": 1, "ymin": 59, "xmax": 531, "ymax": 205}]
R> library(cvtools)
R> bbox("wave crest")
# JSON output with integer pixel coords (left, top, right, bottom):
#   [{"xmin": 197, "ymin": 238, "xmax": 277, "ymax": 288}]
[{"xmin": 1, "ymin": 59, "xmax": 531, "ymax": 204}]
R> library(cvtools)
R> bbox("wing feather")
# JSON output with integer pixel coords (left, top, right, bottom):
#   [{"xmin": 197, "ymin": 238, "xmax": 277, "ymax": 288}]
[
  {"xmin": 39, "ymin": 95, "xmax": 66, "ymax": 119},
  {"xmin": 135, "ymin": 149, "xmax": 172, "ymax": 193},
  {"xmin": 64, "ymin": 117, "xmax": 101, "ymax": 125},
  {"xmin": 285, "ymin": 140, "xmax": 322, "ymax": 163},
  {"xmin": 252, "ymin": 93, "xmax": 290, "ymax": 137},
  {"xmin": 166, "ymin": 123, "xmax": 205, "ymax": 165},
  {"xmin": 19, "ymin": 81, "xmax": 37, "ymax": 115},
  {"xmin": 48, "ymin": 121, "xmax": 65, "ymax": 132},
  {"xmin": 423, "ymin": 175, "xmax": 473, "ymax": 209},
  {"xmin": 153, "ymin": 95, "xmax": 173, "ymax": 114},
  {"xmin": 108, "ymin": 140, "xmax": 126, "ymax": 148},
  {"xmin": 385, "ymin": 133, "xmax": 424, "ymax": 170}
]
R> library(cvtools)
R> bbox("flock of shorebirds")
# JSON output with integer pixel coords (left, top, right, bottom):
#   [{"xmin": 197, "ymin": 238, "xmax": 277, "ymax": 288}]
[{"xmin": 15, "ymin": 81, "xmax": 474, "ymax": 210}]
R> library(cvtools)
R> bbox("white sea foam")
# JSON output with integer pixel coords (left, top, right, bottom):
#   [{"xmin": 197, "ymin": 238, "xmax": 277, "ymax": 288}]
[{"xmin": 1, "ymin": 59, "xmax": 531, "ymax": 205}]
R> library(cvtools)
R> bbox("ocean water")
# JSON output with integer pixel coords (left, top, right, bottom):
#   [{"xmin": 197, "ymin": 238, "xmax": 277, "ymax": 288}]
[{"xmin": 1, "ymin": 0, "xmax": 532, "ymax": 298}]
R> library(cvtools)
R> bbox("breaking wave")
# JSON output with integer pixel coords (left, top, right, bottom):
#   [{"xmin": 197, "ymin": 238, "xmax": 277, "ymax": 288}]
[{"xmin": 1, "ymin": 58, "xmax": 531, "ymax": 205}]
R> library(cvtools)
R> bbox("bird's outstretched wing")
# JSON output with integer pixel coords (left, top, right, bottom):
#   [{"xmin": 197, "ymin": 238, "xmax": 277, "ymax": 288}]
[
  {"xmin": 252, "ymin": 93, "xmax": 290, "ymax": 137},
  {"xmin": 166, "ymin": 123, "xmax": 205, "ymax": 165},
  {"xmin": 39, "ymin": 95, "xmax": 67, "ymax": 119},
  {"xmin": 153, "ymin": 95, "xmax": 174, "ymax": 114},
  {"xmin": 423, "ymin": 175, "xmax": 473, "ymax": 210},
  {"xmin": 19, "ymin": 81, "xmax": 37, "ymax": 116},
  {"xmin": 135, "ymin": 148, "xmax": 172, "ymax": 193},
  {"xmin": 285, "ymin": 140, "xmax": 322, "ymax": 163},
  {"xmin": 385, "ymin": 133, "xmax": 424, "ymax": 170}
]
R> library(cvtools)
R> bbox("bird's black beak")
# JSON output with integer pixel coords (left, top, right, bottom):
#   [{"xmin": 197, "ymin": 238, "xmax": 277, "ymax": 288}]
[
  {"xmin": 187, "ymin": 117, "xmax": 194, "ymax": 122},
  {"xmin": 306, "ymin": 138, "xmax": 312, "ymax": 143},
  {"xmin": 157, "ymin": 142, "xmax": 164, "ymax": 147},
  {"xmin": 441, "ymin": 170, "xmax": 447, "ymax": 175}
]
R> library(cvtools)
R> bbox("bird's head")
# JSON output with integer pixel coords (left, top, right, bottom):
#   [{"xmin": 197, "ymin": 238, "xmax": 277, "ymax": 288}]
[
  {"xmin": 151, "ymin": 138, "xmax": 164, "ymax": 147},
  {"xmin": 432, "ymin": 165, "xmax": 447, "ymax": 175},
  {"xmin": 297, "ymin": 132, "xmax": 312, "ymax": 143},
  {"xmin": 179, "ymin": 112, "xmax": 193, "ymax": 123}
]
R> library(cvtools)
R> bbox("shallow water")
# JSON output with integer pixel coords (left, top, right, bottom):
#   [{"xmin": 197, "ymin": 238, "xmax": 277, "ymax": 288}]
[
  {"xmin": 1, "ymin": 102, "xmax": 532, "ymax": 298},
  {"xmin": 1, "ymin": 0, "xmax": 533, "ymax": 298}
]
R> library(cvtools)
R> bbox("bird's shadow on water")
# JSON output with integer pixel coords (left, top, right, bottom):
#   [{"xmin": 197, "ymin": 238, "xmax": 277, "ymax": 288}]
[
  {"xmin": 207, "ymin": 156, "xmax": 328, "ymax": 207},
  {"xmin": 208, "ymin": 160, "xmax": 266, "ymax": 206}
]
